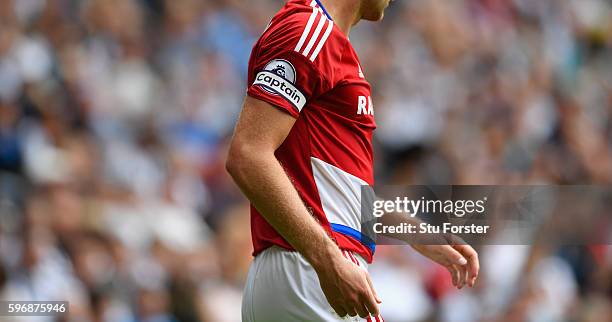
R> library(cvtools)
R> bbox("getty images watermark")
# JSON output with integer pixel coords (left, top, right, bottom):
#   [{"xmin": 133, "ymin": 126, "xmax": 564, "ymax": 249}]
[
  {"xmin": 360, "ymin": 185, "xmax": 612, "ymax": 246},
  {"xmin": 371, "ymin": 196, "xmax": 491, "ymax": 235}
]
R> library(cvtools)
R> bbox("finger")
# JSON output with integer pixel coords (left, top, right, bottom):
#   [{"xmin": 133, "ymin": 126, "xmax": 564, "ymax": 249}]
[
  {"xmin": 366, "ymin": 274, "xmax": 382, "ymax": 304},
  {"xmin": 447, "ymin": 266, "xmax": 458, "ymax": 287},
  {"xmin": 455, "ymin": 264, "xmax": 467, "ymax": 289},
  {"xmin": 355, "ymin": 303, "xmax": 369, "ymax": 319},
  {"xmin": 453, "ymin": 244, "xmax": 479, "ymax": 286},
  {"xmin": 331, "ymin": 302, "xmax": 347, "ymax": 317},
  {"xmin": 361, "ymin": 287, "xmax": 380, "ymax": 317},
  {"xmin": 346, "ymin": 306, "xmax": 357, "ymax": 317},
  {"xmin": 441, "ymin": 245, "xmax": 467, "ymax": 266}
]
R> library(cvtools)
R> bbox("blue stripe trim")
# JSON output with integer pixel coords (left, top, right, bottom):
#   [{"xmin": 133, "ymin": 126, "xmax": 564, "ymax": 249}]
[
  {"xmin": 314, "ymin": 0, "xmax": 333, "ymax": 21},
  {"xmin": 330, "ymin": 223, "xmax": 376, "ymax": 253}
]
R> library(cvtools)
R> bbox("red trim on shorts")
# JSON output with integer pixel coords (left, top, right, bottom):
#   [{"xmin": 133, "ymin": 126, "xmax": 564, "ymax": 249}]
[
  {"xmin": 346, "ymin": 251, "xmax": 358, "ymax": 265},
  {"xmin": 350, "ymin": 252, "xmax": 361, "ymax": 267}
]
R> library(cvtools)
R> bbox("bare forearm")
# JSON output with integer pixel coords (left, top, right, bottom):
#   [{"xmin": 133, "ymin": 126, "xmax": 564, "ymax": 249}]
[
  {"xmin": 227, "ymin": 152, "xmax": 341, "ymax": 269},
  {"xmin": 378, "ymin": 213, "xmax": 423, "ymax": 243}
]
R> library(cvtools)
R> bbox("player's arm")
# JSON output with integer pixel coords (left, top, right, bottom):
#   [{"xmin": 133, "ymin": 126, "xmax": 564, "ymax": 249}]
[
  {"xmin": 379, "ymin": 214, "xmax": 479, "ymax": 288},
  {"xmin": 226, "ymin": 96, "xmax": 381, "ymax": 318}
]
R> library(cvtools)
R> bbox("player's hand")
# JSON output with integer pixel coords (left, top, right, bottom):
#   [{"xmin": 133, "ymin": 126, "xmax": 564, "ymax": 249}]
[
  {"xmin": 314, "ymin": 254, "xmax": 381, "ymax": 318},
  {"xmin": 411, "ymin": 241, "xmax": 479, "ymax": 289}
]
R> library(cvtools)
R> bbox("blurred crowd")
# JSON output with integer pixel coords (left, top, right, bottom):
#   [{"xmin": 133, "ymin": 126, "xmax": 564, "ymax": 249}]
[{"xmin": 0, "ymin": 0, "xmax": 611, "ymax": 321}]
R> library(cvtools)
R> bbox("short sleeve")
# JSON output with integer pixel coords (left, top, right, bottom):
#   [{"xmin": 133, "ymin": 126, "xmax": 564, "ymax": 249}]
[{"xmin": 248, "ymin": 48, "xmax": 325, "ymax": 118}]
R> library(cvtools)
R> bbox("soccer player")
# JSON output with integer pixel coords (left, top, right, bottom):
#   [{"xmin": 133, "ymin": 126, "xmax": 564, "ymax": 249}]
[{"xmin": 226, "ymin": 0, "xmax": 479, "ymax": 320}]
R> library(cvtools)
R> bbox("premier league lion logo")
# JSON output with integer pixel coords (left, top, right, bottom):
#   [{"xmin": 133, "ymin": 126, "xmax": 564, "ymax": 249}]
[
  {"xmin": 259, "ymin": 59, "xmax": 297, "ymax": 96},
  {"xmin": 263, "ymin": 59, "xmax": 296, "ymax": 83},
  {"xmin": 271, "ymin": 64, "xmax": 287, "ymax": 78}
]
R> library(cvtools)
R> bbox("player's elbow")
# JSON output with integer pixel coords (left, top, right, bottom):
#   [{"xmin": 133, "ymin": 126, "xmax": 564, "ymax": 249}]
[
  {"xmin": 225, "ymin": 139, "xmax": 264, "ymax": 180},
  {"xmin": 225, "ymin": 143, "xmax": 245, "ymax": 179}
]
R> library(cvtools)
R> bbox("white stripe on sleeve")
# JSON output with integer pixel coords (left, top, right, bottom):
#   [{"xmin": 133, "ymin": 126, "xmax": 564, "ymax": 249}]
[
  {"xmin": 302, "ymin": 14, "xmax": 327, "ymax": 57},
  {"xmin": 294, "ymin": 1, "xmax": 319, "ymax": 53},
  {"xmin": 309, "ymin": 19, "xmax": 333, "ymax": 61}
]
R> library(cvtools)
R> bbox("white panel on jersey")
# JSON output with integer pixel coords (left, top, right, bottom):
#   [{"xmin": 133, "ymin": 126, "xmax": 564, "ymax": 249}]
[{"xmin": 311, "ymin": 157, "xmax": 367, "ymax": 233}]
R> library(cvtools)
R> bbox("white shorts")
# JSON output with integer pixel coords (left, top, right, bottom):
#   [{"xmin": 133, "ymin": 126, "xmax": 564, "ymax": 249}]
[{"xmin": 242, "ymin": 246, "xmax": 384, "ymax": 322}]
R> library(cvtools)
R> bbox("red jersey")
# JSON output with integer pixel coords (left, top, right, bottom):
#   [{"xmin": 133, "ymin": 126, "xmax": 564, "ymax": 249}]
[{"xmin": 246, "ymin": 0, "xmax": 377, "ymax": 262}]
